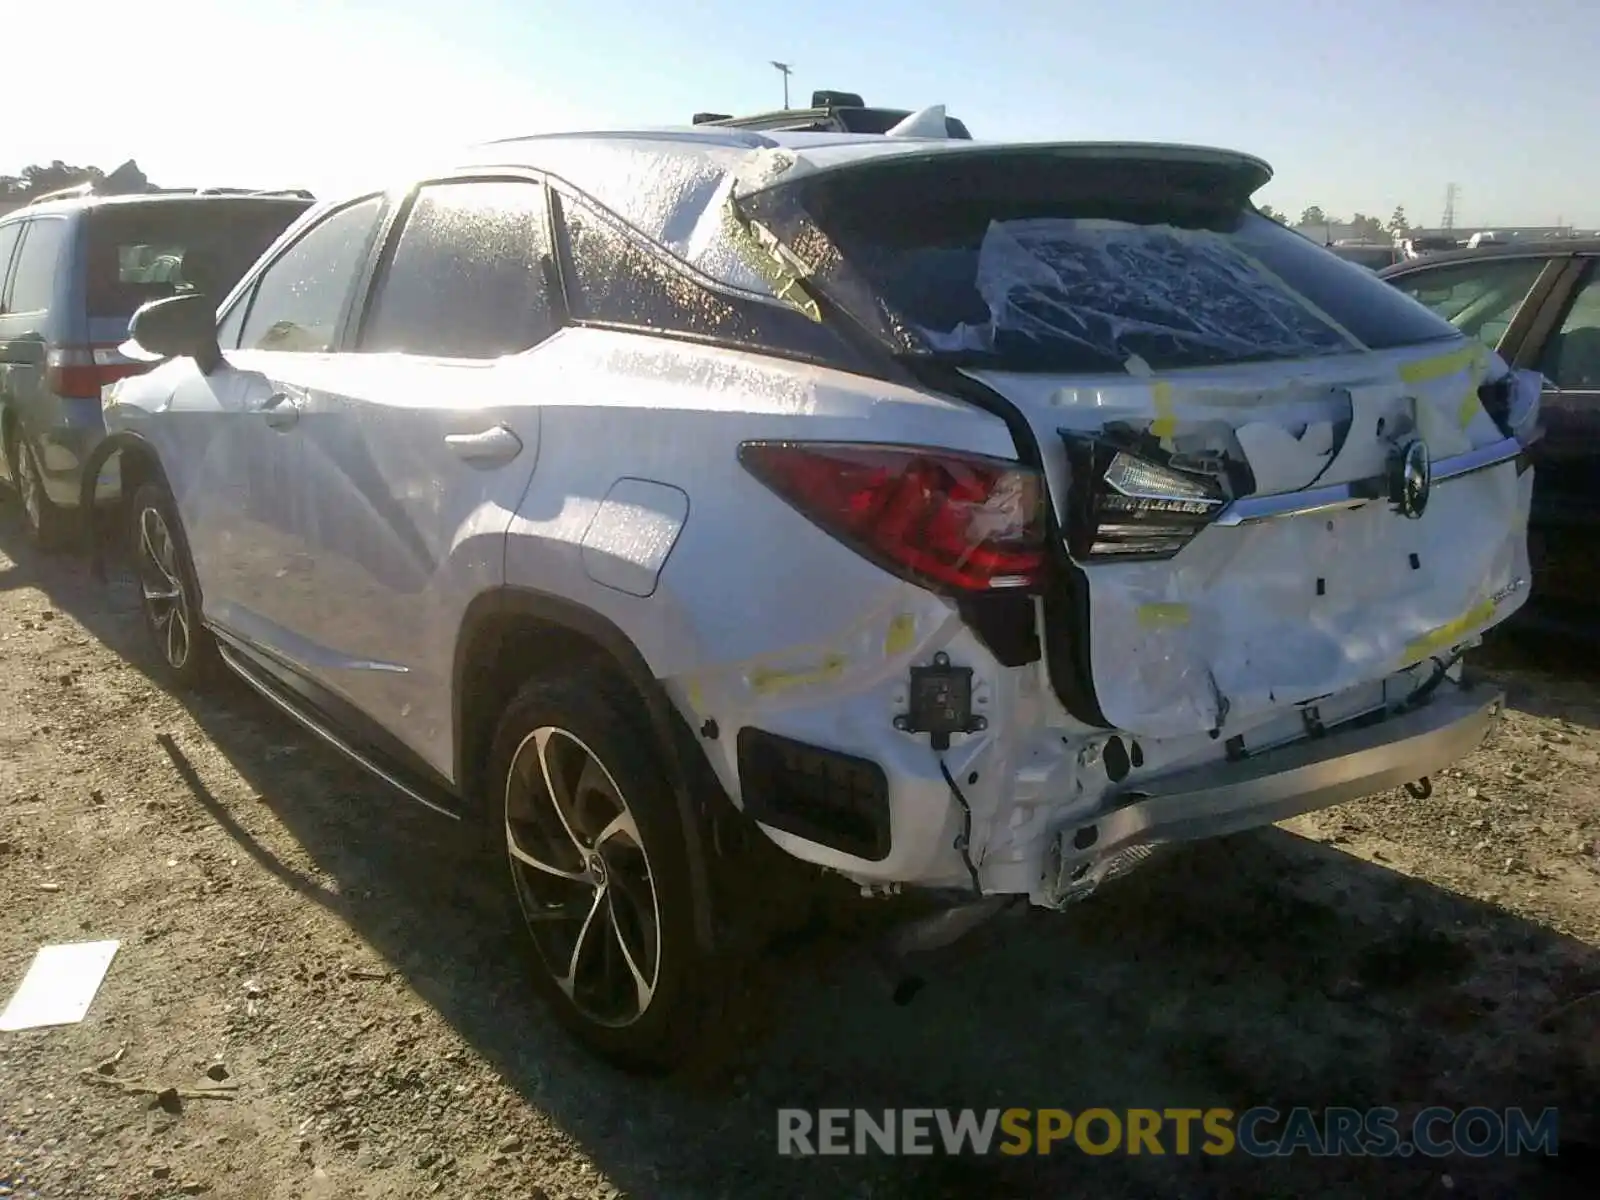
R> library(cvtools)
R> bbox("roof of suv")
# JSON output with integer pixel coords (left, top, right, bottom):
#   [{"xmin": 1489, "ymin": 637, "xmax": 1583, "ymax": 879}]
[{"xmin": 6, "ymin": 191, "xmax": 313, "ymax": 222}]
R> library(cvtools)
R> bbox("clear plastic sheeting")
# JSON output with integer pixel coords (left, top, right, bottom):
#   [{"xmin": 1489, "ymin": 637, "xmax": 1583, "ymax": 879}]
[{"xmin": 916, "ymin": 218, "xmax": 1361, "ymax": 370}]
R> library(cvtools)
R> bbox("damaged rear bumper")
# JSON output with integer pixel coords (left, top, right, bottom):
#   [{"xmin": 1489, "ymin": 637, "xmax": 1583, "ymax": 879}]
[{"xmin": 1039, "ymin": 679, "xmax": 1502, "ymax": 906}]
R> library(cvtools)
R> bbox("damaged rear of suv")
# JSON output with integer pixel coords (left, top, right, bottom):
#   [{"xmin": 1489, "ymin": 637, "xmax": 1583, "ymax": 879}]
[
  {"xmin": 722, "ymin": 140, "xmax": 1537, "ymax": 911},
  {"xmin": 96, "ymin": 128, "xmax": 1538, "ymax": 1070}
]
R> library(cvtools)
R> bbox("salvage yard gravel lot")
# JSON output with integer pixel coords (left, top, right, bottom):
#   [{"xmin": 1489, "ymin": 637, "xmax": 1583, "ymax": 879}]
[{"xmin": 1, "ymin": 500, "xmax": 1597, "ymax": 1200}]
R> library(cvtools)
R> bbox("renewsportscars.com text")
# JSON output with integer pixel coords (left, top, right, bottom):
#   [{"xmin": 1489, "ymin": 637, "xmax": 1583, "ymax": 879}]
[{"xmin": 777, "ymin": 1107, "xmax": 1560, "ymax": 1158}]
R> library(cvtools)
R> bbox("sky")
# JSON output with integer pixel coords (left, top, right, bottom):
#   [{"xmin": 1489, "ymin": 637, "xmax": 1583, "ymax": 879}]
[{"xmin": 4, "ymin": 0, "xmax": 1597, "ymax": 227}]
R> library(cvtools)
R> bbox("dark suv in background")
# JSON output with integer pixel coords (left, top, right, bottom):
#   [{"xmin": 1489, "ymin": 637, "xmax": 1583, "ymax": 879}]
[{"xmin": 0, "ymin": 188, "xmax": 311, "ymax": 547}]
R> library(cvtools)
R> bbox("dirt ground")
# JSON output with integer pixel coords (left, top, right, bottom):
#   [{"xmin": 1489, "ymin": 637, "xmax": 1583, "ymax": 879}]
[{"xmin": 1, "ymin": 497, "xmax": 1597, "ymax": 1200}]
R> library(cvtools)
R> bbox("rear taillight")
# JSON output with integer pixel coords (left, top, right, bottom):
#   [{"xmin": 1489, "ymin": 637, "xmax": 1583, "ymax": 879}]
[
  {"xmin": 44, "ymin": 345, "xmax": 149, "ymax": 400},
  {"xmin": 1067, "ymin": 444, "xmax": 1224, "ymax": 561},
  {"xmin": 738, "ymin": 441, "xmax": 1047, "ymax": 593}
]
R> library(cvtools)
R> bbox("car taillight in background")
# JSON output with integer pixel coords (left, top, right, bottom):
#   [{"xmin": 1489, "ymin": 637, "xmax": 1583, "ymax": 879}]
[
  {"xmin": 1065, "ymin": 441, "xmax": 1225, "ymax": 561},
  {"xmin": 738, "ymin": 441, "xmax": 1047, "ymax": 593},
  {"xmin": 44, "ymin": 345, "xmax": 150, "ymax": 400}
]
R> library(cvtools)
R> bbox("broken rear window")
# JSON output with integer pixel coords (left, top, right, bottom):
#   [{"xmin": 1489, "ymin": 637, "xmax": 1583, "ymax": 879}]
[
  {"xmin": 735, "ymin": 151, "xmax": 1461, "ymax": 373},
  {"xmin": 84, "ymin": 199, "xmax": 309, "ymax": 318}
]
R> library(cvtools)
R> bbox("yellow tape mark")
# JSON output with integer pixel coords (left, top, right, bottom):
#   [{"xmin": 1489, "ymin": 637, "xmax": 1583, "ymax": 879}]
[
  {"xmin": 1399, "ymin": 343, "xmax": 1480, "ymax": 386},
  {"xmin": 1456, "ymin": 386, "xmax": 1481, "ymax": 430},
  {"xmin": 1151, "ymin": 382, "xmax": 1177, "ymax": 441},
  {"xmin": 1137, "ymin": 603, "xmax": 1191, "ymax": 629},
  {"xmin": 687, "ymin": 679, "xmax": 705, "ymax": 709},
  {"xmin": 1403, "ymin": 598, "xmax": 1498, "ymax": 659},
  {"xmin": 749, "ymin": 654, "xmax": 847, "ymax": 696},
  {"xmin": 884, "ymin": 613, "xmax": 917, "ymax": 657}
]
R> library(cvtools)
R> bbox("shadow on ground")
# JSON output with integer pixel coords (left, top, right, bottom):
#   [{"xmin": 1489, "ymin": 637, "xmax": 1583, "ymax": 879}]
[{"xmin": 2, "ymin": 505, "xmax": 1596, "ymax": 1200}]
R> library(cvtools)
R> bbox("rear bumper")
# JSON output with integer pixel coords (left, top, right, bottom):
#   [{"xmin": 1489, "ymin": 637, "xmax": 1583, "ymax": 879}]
[{"xmin": 1040, "ymin": 680, "xmax": 1502, "ymax": 905}]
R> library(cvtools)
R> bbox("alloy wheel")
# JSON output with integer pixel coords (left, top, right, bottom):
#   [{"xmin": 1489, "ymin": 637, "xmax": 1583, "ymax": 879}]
[
  {"xmin": 504, "ymin": 726, "xmax": 662, "ymax": 1028},
  {"xmin": 135, "ymin": 505, "xmax": 192, "ymax": 670}
]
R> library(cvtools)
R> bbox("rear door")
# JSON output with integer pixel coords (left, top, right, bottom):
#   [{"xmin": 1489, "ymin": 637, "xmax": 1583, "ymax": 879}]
[
  {"xmin": 285, "ymin": 176, "xmax": 558, "ymax": 781},
  {"xmin": 1515, "ymin": 256, "xmax": 1600, "ymax": 604},
  {"xmin": 735, "ymin": 146, "xmax": 1535, "ymax": 740}
]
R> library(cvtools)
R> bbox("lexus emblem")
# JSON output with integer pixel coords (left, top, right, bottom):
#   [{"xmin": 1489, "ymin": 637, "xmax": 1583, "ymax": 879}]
[{"xmin": 1389, "ymin": 438, "xmax": 1431, "ymax": 520}]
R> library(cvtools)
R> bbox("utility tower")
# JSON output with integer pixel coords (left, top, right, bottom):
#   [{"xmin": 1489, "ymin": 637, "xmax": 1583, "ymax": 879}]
[
  {"xmin": 1441, "ymin": 182, "xmax": 1459, "ymax": 231},
  {"xmin": 770, "ymin": 61, "xmax": 793, "ymax": 108}
]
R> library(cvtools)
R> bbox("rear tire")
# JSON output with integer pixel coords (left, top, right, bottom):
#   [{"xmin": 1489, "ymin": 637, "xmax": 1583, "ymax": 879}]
[
  {"xmin": 129, "ymin": 482, "xmax": 216, "ymax": 687},
  {"xmin": 488, "ymin": 672, "xmax": 729, "ymax": 1073},
  {"xmin": 10, "ymin": 432, "xmax": 75, "ymax": 553}
]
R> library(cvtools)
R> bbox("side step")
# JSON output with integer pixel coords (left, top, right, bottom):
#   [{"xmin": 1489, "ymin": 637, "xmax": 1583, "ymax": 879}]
[{"xmin": 213, "ymin": 634, "xmax": 464, "ymax": 821}]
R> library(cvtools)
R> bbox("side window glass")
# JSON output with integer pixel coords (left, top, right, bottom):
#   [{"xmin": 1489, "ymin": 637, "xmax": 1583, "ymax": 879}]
[
  {"xmin": 358, "ymin": 180, "xmax": 556, "ymax": 358},
  {"xmin": 1539, "ymin": 266, "xmax": 1600, "ymax": 390},
  {"xmin": 559, "ymin": 194, "xmax": 860, "ymax": 362},
  {"xmin": 237, "ymin": 196, "xmax": 384, "ymax": 353},
  {"xmin": 8, "ymin": 218, "xmax": 70, "ymax": 314},
  {"xmin": 215, "ymin": 289, "xmax": 249, "ymax": 350},
  {"xmin": 0, "ymin": 223, "xmax": 24, "ymax": 304},
  {"xmin": 1389, "ymin": 258, "xmax": 1548, "ymax": 349}
]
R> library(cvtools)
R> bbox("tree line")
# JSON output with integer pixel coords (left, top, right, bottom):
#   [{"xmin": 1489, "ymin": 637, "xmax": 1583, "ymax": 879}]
[
  {"xmin": 0, "ymin": 159, "xmax": 152, "ymax": 215},
  {"xmin": 1257, "ymin": 203, "xmax": 1415, "ymax": 239}
]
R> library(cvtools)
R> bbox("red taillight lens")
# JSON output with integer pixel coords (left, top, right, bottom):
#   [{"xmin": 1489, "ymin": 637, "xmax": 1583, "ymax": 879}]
[
  {"xmin": 738, "ymin": 441, "xmax": 1047, "ymax": 593},
  {"xmin": 44, "ymin": 345, "xmax": 150, "ymax": 400}
]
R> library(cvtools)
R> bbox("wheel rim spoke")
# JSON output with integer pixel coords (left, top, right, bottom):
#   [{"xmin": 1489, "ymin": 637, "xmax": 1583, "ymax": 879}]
[
  {"xmin": 505, "ymin": 821, "xmax": 592, "ymax": 883},
  {"xmin": 533, "ymin": 729, "xmax": 595, "ymax": 856},
  {"xmin": 604, "ymin": 895, "xmax": 655, "ymax": 1013},
  {"xmin": 554, "ymin": 885, "xmax": 608, "ymax": 998}
]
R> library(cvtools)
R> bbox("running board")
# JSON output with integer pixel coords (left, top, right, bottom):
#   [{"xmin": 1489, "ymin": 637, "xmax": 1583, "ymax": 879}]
[{"xmin": 213, "ymin": 637, "xmax": 463, "ymax": 821}]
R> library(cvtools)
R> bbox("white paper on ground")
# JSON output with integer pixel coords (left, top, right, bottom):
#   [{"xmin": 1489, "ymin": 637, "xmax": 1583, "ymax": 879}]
[{"xmin": 0, "ymin": 940, "xmax": 120, "ymax": 1031}]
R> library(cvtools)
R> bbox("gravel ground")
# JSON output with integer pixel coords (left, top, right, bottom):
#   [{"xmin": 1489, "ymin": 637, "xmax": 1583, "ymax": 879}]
[{"xmin": 1, "ymin": 497, "xmax": 1597, "ymax": 1200}]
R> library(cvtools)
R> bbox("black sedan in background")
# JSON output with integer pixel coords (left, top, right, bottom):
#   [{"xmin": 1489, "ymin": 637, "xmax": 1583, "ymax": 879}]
[{"xmin": 1382, "ymin": 240, "xmax": 1600, "ymax": 636}]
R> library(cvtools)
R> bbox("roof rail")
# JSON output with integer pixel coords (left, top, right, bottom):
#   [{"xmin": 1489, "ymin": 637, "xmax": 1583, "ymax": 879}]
[{"xmin": 24, "ymin": 181, "xmax": 97, "ymax": 206}]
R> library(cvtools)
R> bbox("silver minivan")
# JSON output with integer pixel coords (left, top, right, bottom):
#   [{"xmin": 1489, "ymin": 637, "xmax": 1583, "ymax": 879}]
[{"xmin": 0, "ymin": 191, "xmax": 310, "ymax": 547}]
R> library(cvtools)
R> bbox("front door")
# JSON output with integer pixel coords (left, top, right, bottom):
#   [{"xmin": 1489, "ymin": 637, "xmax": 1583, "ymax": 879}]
[{"xmin": 176, "ymin": 194, "xmax": 391, "ymax": 669}]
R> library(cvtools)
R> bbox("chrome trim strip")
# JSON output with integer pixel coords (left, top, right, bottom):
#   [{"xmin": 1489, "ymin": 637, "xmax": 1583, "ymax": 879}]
[
  {"xmin": 215, "ymin": 641, "xmax": 461, "ymax": 822},
  {"xmin": 1214, "ymin": 435, "xmax": 1524, "ymax": 527}
]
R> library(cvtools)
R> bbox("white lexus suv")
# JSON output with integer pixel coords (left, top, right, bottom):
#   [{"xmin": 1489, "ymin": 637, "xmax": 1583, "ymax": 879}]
[{"xmin": 87, "ymin": 114, "xmax": 1540, "ymax": 1070}]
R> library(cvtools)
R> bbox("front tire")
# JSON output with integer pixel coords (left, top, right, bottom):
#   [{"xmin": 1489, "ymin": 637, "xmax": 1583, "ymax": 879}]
[
  {"xmin": 129, "ymin": 482, "xmax": 216, "ymax": 687},
  {"xmin": 488, "ymin": 673, "xmax": 726, "ymax": 1073}
]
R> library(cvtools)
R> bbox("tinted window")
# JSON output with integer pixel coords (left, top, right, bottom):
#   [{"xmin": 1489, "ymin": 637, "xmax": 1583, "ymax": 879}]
[
  {"xmin": 1388, "ymin": 257, "xmax": 1549, "ymax": 349},
  {"xmin": 737, "ymin": 154, "xmax": 1461, "ymax": 372},
  {"xmin": 0, "ymin": 222, "xmax": 23, "ymax": 301},
  {"xmin": 359, "ymin": 180, "xmax": 555, "ymax": 358},
  {"xmin": 238, "ymin": 196, "xmax": 385, "ymax": 353},
  {"xmin": 1540, "ymin": 266, "xmax": 1600, "ymax": 390},
  {"xmin": 216, "ymin": 293, "xmax": 247, "ymax": 350},
  {"xmin": 8, "ymin": 218, "xmax": 70, "ymax": 314},
  {"xmin": 84, "ymin": 199, "xmax": 307, "ymax": 318},
  {"xmin": 560, "ymin": 195, "xmax": 861, "ymax": 364}
]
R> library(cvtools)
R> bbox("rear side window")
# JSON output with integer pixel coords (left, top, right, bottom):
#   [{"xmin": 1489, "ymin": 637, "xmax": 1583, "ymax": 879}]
[
  {"xmin": 84, "ymin": 199, "xmax": 306, "ymax": 319},
  {"xmin": 238, "ymin": 196, "xmax": 385, "ymax": 353},
  {"xmin": 559, "ymin": 195, "xmax": 866, "ymax": 365},
  {"xmin": 358, "ymin": 180, "xmax": 556, "ymax": 358},
  {"xmin": 0, "ymin": 223, "xmax": 23, "ymax": 300},
  {"xmin": 736, "ymin": 153, "xmax": 1462, "ymax": 372},
  {"xmin": 1385, "ymin": 257, "xmax": 1549, "ymax": 349},
  {"xmin": 8, "ymin": 218, "xmax": 69, "ymax": 314}
]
